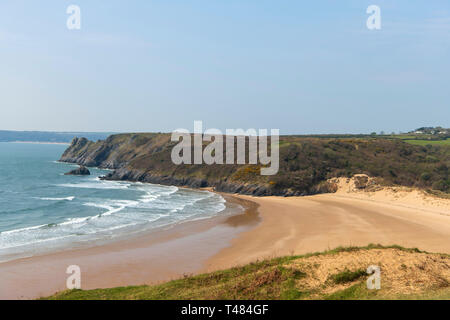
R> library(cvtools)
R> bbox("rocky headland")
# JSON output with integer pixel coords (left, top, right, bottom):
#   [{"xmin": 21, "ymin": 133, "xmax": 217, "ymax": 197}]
[{"xmin": 59, "ymin": 133, "xmax": 449, "ymax": 196}]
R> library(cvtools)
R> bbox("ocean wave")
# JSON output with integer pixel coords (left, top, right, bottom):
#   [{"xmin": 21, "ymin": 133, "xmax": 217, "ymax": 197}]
[
  {"xmin": 0, "ymin": 234, "xmax": 76, "ymax": 250},
  {"xmin": 52, "ymin": 161, "xmax": 78, "ymax": 167},
  {"xmin": 0, "ymin": 181, "xmax": 228, "ymax": 261},
  {"xmin": 40, "ymin": 196, "xmax": 75, "ymax": 201},
  {"xmin": 138, "ymin": 185, "xmax": 179, "ymax": 203},
  {"xmin": 58, "ymin": 181, "xmax": 130, "ymax": 190},
  {"xmin": 59, "ymin": 216, "xmax": 92, "ymax": 226},
  {"xmin": 83, "ymin": 199, "xmax": 139, "ymax": 217},
  {"xmin": 167, "ymin": 191, "xmax": 216, "ymax": 214},
  {"xmin": 0, "ymin": 223, "xmax": 50, "ymax": 235}
]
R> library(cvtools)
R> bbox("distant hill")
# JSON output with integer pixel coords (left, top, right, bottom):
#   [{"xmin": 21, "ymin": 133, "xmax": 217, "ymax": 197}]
[{"xmin": 0, "ymin": 131, "xmax": 112, "ymax": 143}]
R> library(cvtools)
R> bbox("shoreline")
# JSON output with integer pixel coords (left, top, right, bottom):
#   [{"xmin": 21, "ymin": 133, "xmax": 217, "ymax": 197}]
[
  {"xmin": 0, "ymin": 194, "xmax": 259, "ymax": 300},
  {"xmin": 1, "ymin": 185, "xmax": 449, "ymax": 299}
]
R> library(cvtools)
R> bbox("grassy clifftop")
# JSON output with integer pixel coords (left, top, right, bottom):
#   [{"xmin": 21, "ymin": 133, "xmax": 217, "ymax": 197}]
[
  {"xmin": 46, "ymin": 245, "xmax": 450, "ymax": 300},
  {"xmin": 60, "ymin": 133, "xmax": 450, "ymax": 196}
]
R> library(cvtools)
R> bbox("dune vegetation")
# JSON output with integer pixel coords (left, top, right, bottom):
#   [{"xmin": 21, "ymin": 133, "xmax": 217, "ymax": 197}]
[{"xmin": 46, "ymin": 245, "xmax": 450, "ymax": 300}]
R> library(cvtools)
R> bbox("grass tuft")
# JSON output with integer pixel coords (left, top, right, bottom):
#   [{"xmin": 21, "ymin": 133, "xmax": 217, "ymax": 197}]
[{"xmin": 329, "ymin": 269, "xmax": 367, "ymax": 284}]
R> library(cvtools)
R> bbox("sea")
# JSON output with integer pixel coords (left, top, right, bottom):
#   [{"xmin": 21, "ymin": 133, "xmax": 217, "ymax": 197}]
[{"xmin": 0, "ymin": 142, "xmax": 228, "ymax": 263}]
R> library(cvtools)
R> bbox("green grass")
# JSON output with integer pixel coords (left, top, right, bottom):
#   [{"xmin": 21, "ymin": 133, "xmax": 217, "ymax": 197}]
[
  {"xmin": 329, "ymin": 269, "xmax": 367, "ymax": 284},
  {"xmin": 43, "ymin": 245, "xmax": 450, "ymax": 300},
  {"xmin": 325, "ymin": 283, "xmax": 450, "ymax": 300},
  {"xmin": 325, "ymin": 283, "xmax": 376, "ymax": 300},
  {"xmin": 403, "ymin": 138, "xmax": 450, "ymax": 146}
]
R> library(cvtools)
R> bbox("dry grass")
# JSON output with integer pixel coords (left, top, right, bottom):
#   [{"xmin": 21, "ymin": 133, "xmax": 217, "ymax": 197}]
[{"xmin": 287, "ymin": 248, "xmax": 449, "ymax": 298}]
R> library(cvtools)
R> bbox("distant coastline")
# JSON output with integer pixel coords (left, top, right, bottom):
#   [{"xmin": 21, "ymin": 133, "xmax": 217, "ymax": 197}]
[
  {"xmin": 9, "ymin": 141, "xmax": 70, "ymax": 145},
  {"xmin": 0, "ymin": 130, "xmax": 112, "ymax": 144}
]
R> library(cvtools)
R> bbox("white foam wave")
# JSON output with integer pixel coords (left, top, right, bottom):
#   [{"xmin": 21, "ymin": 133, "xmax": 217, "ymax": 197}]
[
  {"xmin": 138, "ymin": 185, "xmax": 179, "ymax": 203},
  {"xmin": 83, "ymin": 199, "xmax": 139, "ymax": 217},
  {"xmin": 0, "ymin": 234, "xmax": 75, "ymax": 250},
  {"xmin": 58, "ymin": 181, "xmax": 130, "ymax": 190},
  {"xmin": 0, "ymin": 183, "xmax": 229, "ymax": 261},
  {"xmin": 59, "ymin": 216, "xmax": 91, "ymax": 226},
  {"xmin": 0, "ymin": 223, "xmax": 49, "ymax": 235},
  {"xmin": 40, "ymin": 196, "xmax": 75, "ymax": 201}
]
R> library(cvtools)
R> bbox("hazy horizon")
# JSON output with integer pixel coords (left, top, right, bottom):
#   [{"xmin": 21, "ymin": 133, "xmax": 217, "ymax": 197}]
[
  {"xmin": 1, "ymin": 1, "xmax": 449, "ymax": 134},
  {"xmin": 0, "ymin": 127, "xmax": 447, "ymax": 135}
]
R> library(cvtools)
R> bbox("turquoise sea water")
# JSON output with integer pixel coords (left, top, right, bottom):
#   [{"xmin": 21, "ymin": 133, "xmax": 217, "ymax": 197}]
[{"xmin": 0, "ymin": 142, "xmax": 227, "ymax": 262}]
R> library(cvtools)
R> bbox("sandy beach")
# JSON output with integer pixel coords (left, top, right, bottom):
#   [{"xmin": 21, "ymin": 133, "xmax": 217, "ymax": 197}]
[
  {"xmin": 1, "ymin": 185, "xmax": 449, "ymax": 300},
  {"xmin": 206, "ymin": 191, "xmax": 450, "ymax": 271}
]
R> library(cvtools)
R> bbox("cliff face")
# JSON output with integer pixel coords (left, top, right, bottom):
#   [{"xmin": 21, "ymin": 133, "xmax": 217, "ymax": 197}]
[
  {"xmin": 60, "ymin": 135, "xmax": 161, "ymax": 169},
  {"xmin": 60, "ymin": 133, "xmax": 287, "ymax": 196},
  {"xmin": 60, "ymin": 133, "xmax": 450, "ymax": 196}
]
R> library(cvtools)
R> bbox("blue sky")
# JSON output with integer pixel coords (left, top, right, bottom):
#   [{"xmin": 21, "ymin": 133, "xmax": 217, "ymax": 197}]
[{"xmin": 0, "ymin": 0, "xmax": 449, "ymax": 134}]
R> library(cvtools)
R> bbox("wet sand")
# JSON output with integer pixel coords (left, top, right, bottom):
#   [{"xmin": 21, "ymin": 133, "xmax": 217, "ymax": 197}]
[{"xmin": 0, "ymin": 196, "xmax": 259, "ymax": 299}]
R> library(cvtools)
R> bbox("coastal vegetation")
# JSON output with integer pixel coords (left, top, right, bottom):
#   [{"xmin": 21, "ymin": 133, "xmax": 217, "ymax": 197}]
[
  {"xmin": 45, "ymin": 245, "xmax": 450, "ymax": 300},
  {"xmin": 60, "ymin": 132, "xmax": 450, "ymax": 196},
  {"xmin": 403, "ymin": 138, "xmax": 450, "ymax": 146}
]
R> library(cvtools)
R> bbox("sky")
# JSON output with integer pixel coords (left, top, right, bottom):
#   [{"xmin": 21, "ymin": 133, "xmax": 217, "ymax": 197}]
[{"xmin": 0, "ymin": 0, "xmax": 449, "ymax": 134}]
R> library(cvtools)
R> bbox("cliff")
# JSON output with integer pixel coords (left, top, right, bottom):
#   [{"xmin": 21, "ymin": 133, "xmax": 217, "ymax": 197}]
[{"xmin": 60, "ymin": 133, "xmax": 450, "ymax": 196}]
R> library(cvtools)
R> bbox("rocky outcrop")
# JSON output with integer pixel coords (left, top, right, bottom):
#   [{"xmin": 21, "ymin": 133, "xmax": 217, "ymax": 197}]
[
  {"xmin": 65, "ymin": 166, "xmax": 90, "ymax": 176},
  {"xmin": 328, "ymin": 175, "xmax": 384, "ymax": 193},
  {"xmin": 354, "ymin": 174, "xmax": 370, "ymax": 189}
]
